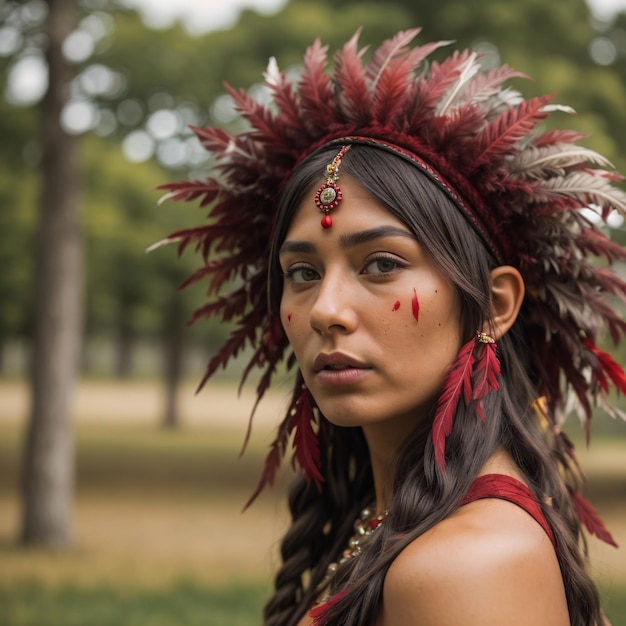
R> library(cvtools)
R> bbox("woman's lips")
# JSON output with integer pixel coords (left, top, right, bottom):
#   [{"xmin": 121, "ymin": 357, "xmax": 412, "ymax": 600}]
[
  {"xmin": 315, "ymin": 367, "xmax": 372, "ymax": 386},
  {"xmin": 313, "ymin": 352, "xmax": 372, "ymax": 387}
]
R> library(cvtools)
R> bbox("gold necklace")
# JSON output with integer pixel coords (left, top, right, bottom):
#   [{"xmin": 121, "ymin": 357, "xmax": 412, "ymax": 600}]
[{"xmin": 316, "ymin": 506, "xmax": 389, "ymax": 597}]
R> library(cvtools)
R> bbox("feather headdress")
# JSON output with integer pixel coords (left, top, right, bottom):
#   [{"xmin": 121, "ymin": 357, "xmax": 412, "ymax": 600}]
[{"xmin": 159, "ymin": 30, "xmax": 626, "ymax": 532}]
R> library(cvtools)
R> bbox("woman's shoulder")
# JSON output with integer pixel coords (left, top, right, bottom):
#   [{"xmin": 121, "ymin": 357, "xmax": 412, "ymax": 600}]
[{"xmin": 379, "ymin": 496, "xmax": 570, "ymax": 625}]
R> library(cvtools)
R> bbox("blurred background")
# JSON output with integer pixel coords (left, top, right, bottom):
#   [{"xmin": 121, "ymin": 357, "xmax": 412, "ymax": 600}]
[{"xmin": 1, "ymin": 0, "xmax": 626, "ymax": 624}]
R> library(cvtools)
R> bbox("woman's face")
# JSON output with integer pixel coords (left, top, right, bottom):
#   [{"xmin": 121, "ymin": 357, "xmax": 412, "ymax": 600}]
[{"xmin": 278, "ymin": 174, "xmax": 462, "ymax": 440}]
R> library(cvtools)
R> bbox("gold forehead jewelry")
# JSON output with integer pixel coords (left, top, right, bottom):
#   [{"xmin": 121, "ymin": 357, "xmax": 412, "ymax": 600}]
[{"xmin": 314, "ymin": 145, "xmax": 351, "ymax": 229}]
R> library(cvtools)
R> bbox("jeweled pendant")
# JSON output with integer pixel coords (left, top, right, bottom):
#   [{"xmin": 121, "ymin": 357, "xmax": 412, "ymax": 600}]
[{"xmin": 314, "ymin": 145, "xmax": 351, "ymax": 229}]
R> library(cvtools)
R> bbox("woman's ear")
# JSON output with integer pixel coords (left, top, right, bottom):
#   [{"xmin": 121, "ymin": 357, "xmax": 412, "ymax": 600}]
[{"xmin": 485, "ymin": 265, "xmax": 525, "ymax": 340}]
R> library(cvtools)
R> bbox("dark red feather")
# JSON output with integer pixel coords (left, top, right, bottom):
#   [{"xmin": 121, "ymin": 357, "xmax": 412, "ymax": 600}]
[
  {"xmin": 432, "ymin": 336, "xmax": 476, "ymax": 470},
  {"xmin": 473, "ymin": 95, "xmax": 552, "ymax": 166},
  {"xmin": 289, "ymin": 387, "xmax": 324, "ymax": 489},
  {"xmin": 583, "ymin": 338, "xmax": 626, "ymax": 395},
  {"xmin": 571, "ymin": 491, "xmax": 618, "ymax": 547},
  {"xmin": 472, "ymin": 340, "xmax": 500, "ymax": 421},
  {"xmin": 310, "ymin": 590, "xmax": 348, "ymax": 626},
  {"xmin": 333, "ymin": 30, "xmax": 371, "ymax": 125},
  {"xmin": 243, "ymin": 422, "xmax": 289, "ymax": 510},
  {"xmin": 472, "ymin": 341, "xmax": 500, "ymax": 398}
]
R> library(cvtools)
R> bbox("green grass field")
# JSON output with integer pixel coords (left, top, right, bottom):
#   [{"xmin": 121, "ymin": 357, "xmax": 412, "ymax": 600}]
[
  {"xmin": 0, "ymin": 581, "xmax": 269, "ymax": 626},
  {"xmin": 1, "ymin": 380, "xmax": 625, "ymax": 625}
]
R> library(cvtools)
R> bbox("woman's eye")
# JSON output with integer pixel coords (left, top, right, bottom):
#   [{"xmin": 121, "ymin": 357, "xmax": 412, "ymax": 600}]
[
  {"xmin": 286, "ymin": 266, "xmax": 320, "ymax": 283},
  {"xmin": 364, "ymin": 257, "xmax": 401, "ymax": 275}
]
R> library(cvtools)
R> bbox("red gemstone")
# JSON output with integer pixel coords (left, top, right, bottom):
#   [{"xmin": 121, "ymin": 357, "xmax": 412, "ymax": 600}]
[{"xmin": 321, "ymin": 214, "xmax": 333, "ymax": 228}]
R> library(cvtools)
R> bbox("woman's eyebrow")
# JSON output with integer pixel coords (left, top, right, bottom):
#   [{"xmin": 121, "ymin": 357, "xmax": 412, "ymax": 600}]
[
  {"xmin": 279, "ymin": 240, "xmax": 316, "ymax": 255},
  {"xmin": 279, "ymin": 226, "xmax": 414, "ymax": 256},
  {"xmin": 340, "ymin": 226, "xmax": 415, "ymax": 248}
]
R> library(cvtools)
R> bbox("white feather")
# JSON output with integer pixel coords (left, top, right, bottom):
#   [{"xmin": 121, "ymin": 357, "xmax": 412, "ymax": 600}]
[
  {"xmin": 157, "ymin": 191, "xmax": 180, "ymax": 206},
  {"xmin": 511, "ymin": 143, "xmax": 614, "ymax": 174},
  {"xmin": 536, "ymin": 171, "xmax": 626, "ymax": 215},
  {"xmin": 541, "ymin": 103, "xmax": 576, "ymax": 115},
  {"xmin": 145, "ymin": 236, "xmax": 182, "ymax": 253},
  {"xmin": 436, "ymin": 52, "xmax": 480, "ymax": 115},
  {"xmin": 263, "ymin": 56, "xmax": 281, "ymax": 88}
]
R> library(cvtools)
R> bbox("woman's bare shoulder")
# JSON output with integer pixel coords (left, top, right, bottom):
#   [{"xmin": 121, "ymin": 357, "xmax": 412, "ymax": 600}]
[{"xmin": 379, "ymin": 498, "xmax": 570, "ymax": 626}]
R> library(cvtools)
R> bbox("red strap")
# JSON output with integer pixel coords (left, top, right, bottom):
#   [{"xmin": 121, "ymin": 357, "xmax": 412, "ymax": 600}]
[{"xmin": 460, "ymin": 473, "xmax": 556, "ymax": 549}]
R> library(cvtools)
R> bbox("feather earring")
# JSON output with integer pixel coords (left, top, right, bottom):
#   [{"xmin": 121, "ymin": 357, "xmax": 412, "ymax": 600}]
[{"xmin": 432, "ymin": 331, "xmax": 500, "ymax": 470}]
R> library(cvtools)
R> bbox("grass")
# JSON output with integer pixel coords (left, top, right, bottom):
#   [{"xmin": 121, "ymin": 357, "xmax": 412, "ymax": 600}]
[
  {"xmin": 603, "ymin": 587, "xmax": 626, "ymax": 626},
  {"xmin": 0, "ymin": 580, "xmax": 269, "ymax": 626},
  {"xmin": 1, "ymin": 379, "xmax": 625, "ymax": 624}
]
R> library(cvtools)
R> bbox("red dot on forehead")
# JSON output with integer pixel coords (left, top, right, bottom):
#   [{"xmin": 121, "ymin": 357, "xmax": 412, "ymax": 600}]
[
  {"xmin": 287, "ymin": 313, "xmax": 292, "ymax": 322},
  {"xmin": 392, "ymin": 301, "xmax": 401, "ymax": 312}
]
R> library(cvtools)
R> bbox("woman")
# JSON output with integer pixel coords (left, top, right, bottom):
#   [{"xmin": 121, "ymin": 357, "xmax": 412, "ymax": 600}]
[{"xmin": 159, "ymin": 29, "xmax": 625, "ymax": 625}]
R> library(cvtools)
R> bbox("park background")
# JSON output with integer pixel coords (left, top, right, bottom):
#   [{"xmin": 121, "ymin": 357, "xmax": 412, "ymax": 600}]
[{"xmin": 1, "ymin": 0, "xmax": 626, "ymax": 623}]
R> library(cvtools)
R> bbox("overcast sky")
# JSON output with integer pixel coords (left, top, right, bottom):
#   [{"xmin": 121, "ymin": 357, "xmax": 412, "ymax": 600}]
[{"xmin": 120, "ymin": 0, "xmax": 626, "ymax": 35}]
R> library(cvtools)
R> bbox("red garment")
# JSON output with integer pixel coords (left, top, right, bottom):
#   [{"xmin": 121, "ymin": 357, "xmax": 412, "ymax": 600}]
[
  {"xmin": 311, "ymin": 473, "xmax": 556, "ymax": 624},
  {"xmin": 460, "ymin": 473, "xmax": 556, "ymax": 548}
]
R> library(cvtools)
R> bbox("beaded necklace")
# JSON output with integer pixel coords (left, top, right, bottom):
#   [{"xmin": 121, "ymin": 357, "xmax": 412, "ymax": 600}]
[{"xmin": 316, "ymin": 505, "xmax": 388, "ymax": 599}]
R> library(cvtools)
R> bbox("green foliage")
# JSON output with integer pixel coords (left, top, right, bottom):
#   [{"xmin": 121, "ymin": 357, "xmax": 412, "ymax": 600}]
[
  {"xmin": 0, "ymin": 581, "xmax": 269, "ymax": 626},
  {"xmin": 601, "ymin": 584, "xmax": 626, "ymax": 626}
]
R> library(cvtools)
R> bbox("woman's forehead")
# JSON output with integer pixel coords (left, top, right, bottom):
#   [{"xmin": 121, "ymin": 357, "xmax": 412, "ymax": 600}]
[{"xmin": 284, "ymin": 174, "xmax": 410, "ymax": 240}]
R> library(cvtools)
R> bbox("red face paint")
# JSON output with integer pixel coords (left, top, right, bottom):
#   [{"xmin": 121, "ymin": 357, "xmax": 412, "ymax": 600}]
[
  {"xmin": 287, "ymin": 313, "xmax": 292, "ymax": 322},
  {"xmin": 411, "ymin": 288, "xmax": 420, "ymax": 322},
  {"xmin": 392, "ymin": 301, "xmax": 401, "ymax": 312}
]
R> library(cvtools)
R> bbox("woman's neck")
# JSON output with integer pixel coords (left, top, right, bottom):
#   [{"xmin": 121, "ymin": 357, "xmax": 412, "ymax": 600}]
[
  {"xmin": 363, "ymin": 418, "xmax": 523, "ymax": 516},
  {"xmin": 361, "ymin": 422, "xmax": 410, "ymax": 515}
]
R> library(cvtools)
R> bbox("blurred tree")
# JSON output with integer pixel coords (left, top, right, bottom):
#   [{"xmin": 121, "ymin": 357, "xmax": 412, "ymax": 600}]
[
  {"xmin": 0, "ymin": 107, "xmax": 37, "ymax": 372},
  {"xmin": 21, "ymin": 0, "xmax": 81, "ymax": 547}
]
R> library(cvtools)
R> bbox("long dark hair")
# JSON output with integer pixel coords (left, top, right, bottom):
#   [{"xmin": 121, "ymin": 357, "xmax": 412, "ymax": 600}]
[{"xmin": 264, "ymin": 144, "xmax": 602, "ymax": 626}]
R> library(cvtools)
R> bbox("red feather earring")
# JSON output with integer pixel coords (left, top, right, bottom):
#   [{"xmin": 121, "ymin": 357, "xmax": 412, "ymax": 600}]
[{"xmin": 432, "ymin": 331, "xmax": 500, "ymax": 470}]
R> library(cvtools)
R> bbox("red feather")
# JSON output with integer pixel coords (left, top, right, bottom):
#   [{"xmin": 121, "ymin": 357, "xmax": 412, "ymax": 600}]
[
  {"xmin": 157, "ymin": 179, "xmax": 222, "ymax": 207},
  {"xmin": 461, "ymin": 65, "xmax": 528, "ymax": 104},
  {"xmin": 368, "ymin": 29, "xmax": 446, "ymax": 125},
  {"xmin": 571, "ymin": 491, "xmax": 618, "ymax": 547},
  {"xmin": 473, "ymin": 95, "xmax": 552, "ymax": 166},
  {"xmin": 432, "ymin": 336, "xmax": 476, "ymax": 470},
  {"xmin": 333, "ymin": 30, "xmax": 372, "ymax": 126},
  {"xmin": 298, "ymin": 38, "xmax": 337, "ymax": 134},
  {"xmin": 224, "ymin": 84, "xmax": 289, "ymax": 147},
  {"xmin": 532, "ymin": 129, "xmax": 587, "ymax": 148},
  {"xmin": 243, "ymin": 424, "xmax": 289, "ymax": 510},
  {"xmin": 583, "ymin": 338, "xmax": 626, "ymax": 395},
  {"xmin": 189, "ymin": 125, "xmax": 234, "ymax": 154},
  {"xmin": 310, "ymin": 590, "xmax": 348, "ymax": 626},
  {"xmin": 473, "ymin": 341, "xmax": 500, "ymax": 399},
  {"xmin": 405, "ymin": 50, "xmax": 474, "ymax": 130},
  {"xmin": 366, "ymin": 28, "xmax": 422, "ymax": 83},
  {"xmin": 264, "ymin": 61, "xmax": 304, "ymax": 135},
  {"xmin": 472, "ymin": 340, "xmax": 501, "ymax": 421},
  {"xmin": 290, "ymin": 387, "xmax": 324, "ymax": 489}
]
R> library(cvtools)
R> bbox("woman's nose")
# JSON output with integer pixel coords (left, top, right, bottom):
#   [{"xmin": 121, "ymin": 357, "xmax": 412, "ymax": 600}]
[{"xmin": 309, "ymin": 273, "xmax": 358, "ymax": 335}]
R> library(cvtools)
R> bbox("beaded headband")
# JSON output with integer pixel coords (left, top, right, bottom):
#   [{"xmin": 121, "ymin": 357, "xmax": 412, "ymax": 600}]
[{"xmin": 159, "ymin": 30, "xmax": 626, "ymax": 539}]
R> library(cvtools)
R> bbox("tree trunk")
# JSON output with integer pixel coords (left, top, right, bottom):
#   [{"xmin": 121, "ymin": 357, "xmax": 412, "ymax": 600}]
[
  {"xmin": 162, "ymin": 296, "xmax": 185, "ymax": 429},
  {"xmin": 115, "ymin": 310, "xmax": 133, "ymax": 379},
  {"xmin": 21, "ymin": 0, "xmax": 82, "ymax": 548}
]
